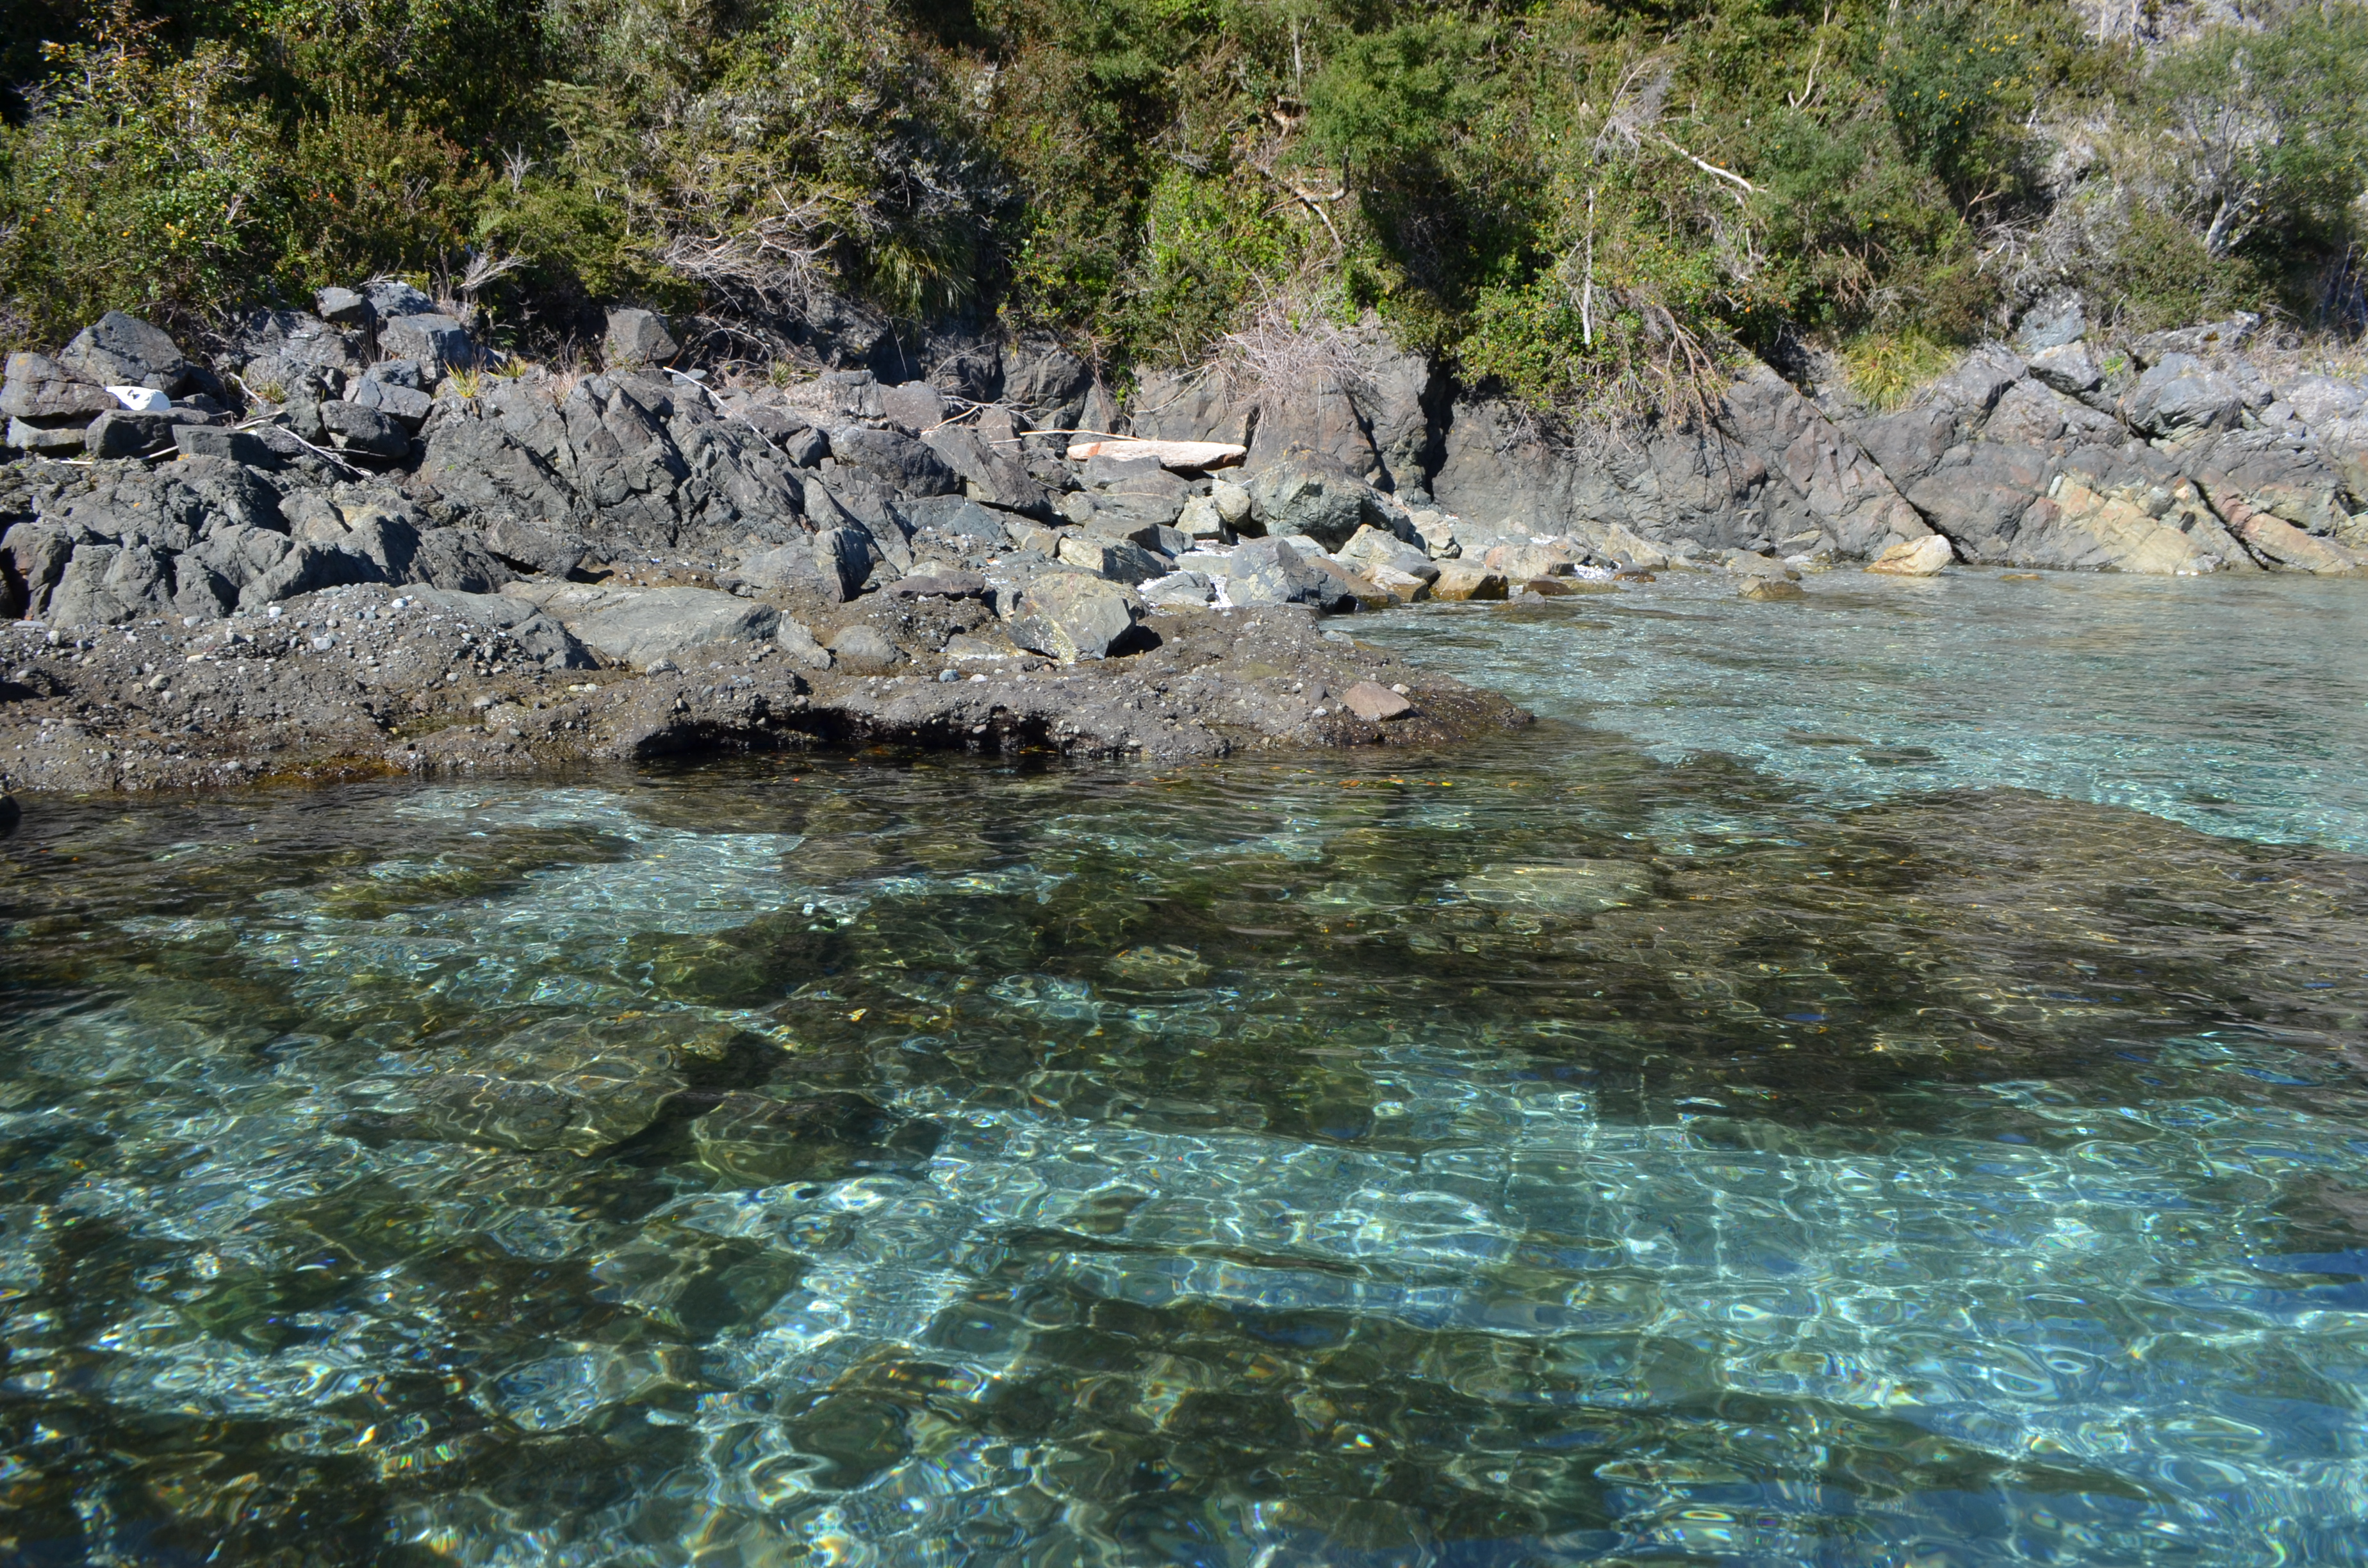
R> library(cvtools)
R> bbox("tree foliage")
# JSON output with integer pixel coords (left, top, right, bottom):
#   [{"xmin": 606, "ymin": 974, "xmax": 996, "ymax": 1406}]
[{"xmin": 2, "ymin": 0, "xmax": 2364, "ymax": 405}]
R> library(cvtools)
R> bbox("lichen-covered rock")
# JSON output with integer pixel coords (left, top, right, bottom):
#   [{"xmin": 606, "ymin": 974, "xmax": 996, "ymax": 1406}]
[
  {"xmin": 1004, "ymin": 569, "xmax": 1144, "ymax": 661},
  {"xmin": 825, "ymin": 623, "xmax": 902, "ymax": 671},
  {"xmin": 1246, "ymin": 457, "xmax": 1386, "ymax": 548}
]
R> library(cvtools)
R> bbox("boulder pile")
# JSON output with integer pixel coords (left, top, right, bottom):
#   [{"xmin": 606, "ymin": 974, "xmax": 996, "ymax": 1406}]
[
  {"xmin": 0, "ymin": 298, "xmax": 1538, "ymax": 793},
  {"xmin": 1132, "ymin": 308, "xmax": 2368, "ymax": 578},
  {"xmin": 3, "ymin": 283, "xmax": 2364, "ymax": 796}
]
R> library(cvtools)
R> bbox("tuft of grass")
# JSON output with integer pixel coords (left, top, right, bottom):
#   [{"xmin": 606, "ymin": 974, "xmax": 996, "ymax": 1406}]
[
  {"xmin": 441, "ymin": 366, "xmax": 485, "ymax": 400},
  {"xmin": 1843, "ymin": 331, "xmax": 1957, "ymax": 411}
]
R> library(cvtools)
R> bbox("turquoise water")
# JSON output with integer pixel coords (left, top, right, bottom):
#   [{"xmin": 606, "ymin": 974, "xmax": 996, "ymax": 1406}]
[
  {"xmin": 1364, "ymin": 569, "xmax": 2368, "ymax": 851},
  {"xmin": 5, "ymin": 572, "xmax": 2368, "ymax": 1565}
]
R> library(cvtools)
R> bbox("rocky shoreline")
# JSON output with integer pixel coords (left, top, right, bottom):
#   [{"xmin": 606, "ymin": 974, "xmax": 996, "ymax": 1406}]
[
  {"xmin": 0, "ymin": 581, "xmax": 1524, "ymax": 794},
  {"xmin": 3, "ymin": 288, "xmax": 2364, "ymax": 804}
]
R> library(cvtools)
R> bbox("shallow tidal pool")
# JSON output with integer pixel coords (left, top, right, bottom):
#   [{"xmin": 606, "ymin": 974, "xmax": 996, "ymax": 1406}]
[{"xmin": 6, "ymin": 568, "xmax": 2368, "ymax": 1565}]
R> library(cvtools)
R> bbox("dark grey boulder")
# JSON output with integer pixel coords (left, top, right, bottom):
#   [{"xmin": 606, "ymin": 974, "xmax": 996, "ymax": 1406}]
[
  {"xmin": 365, "ymin": 280, "xmax": 436, "ymax": 320},
  {"xmin": 7, "ymin": 419, "xmax": 88, "ymax": 455},
  {"xmin": 815, "ymin": 527, "xmax": 875, "ymax": 601},
  {"xmin": 917, "ymin": 426, "xmax": 1053, "ymax": 518},
  {"xmin": 605, "ymin": 308, "xmax": 680, "ymax": 368},
  {"xmin": 2126, "ymin": 354, "xmax": 2244, "ymax": 439},
  {"xmin": 2028, "ymin": 341, "xmax": 2103, "ymax": 396},
  {"xmin": 1002, "ymin": 569, "xmax": 1144, "ymax": 661},
  {"xmin": 236, "ymin": 310, "xmax": 366, "ymax": 379},
  {"xmin": 60, "ymin": 312, "xmax": 196, "ymax": 393},
  {"xmin": 819, "ymin": 369, "xmax": 884, "ymax": 420},
  {"xmin": 1081, "ymin": 512, "xmax": 1188, "ymax": 556},
  {"xmin": 1001, "ymin": 334, "xmax": 1093, "ymax": 419},
  {"xmin": 1055, "ymin": 535, "xmax": 1167, "ymax": 585},
  {"xmin": 315, "ymin": 287, "xmax": 373, "ymax": 329},
  {"xmin": 172, "ymin": 425, "xmax": 284, "ymax": 467},
  {"xmin": 84, "ymin": 409, "xmax": 182, "ymax": 459},
  {"xmin": 1, "ymin": 353, "xmax": 115, "ymax": 420},
  {"xmin": 730, "ymin": 399, "xmax": 826, "ymax": 462},
  {"xmin": 349, "ymin": 377, "xmax": 434, "ymax": 428},
  {"xmin": 825, "ymin": 426, "xmax": 961, "ymax": 496},
  {"xmin": 366, "ymin": 358, "xmax": 426, "ymax": 390},
  {"xmin": 1217, "ymin": 536, "xmax": 1353, "ymax": 609},
  {"xmin": 321, "ymin": 400, "xmax": 412, "ymax": 459},
  {"xmin": 897, "ymin": 494, "xmax": 1009, "ymax": 541},
  {"xmin": 1246, "ymin": 457, "xmax": 1386, "ymax": 549},
  {"xmin": 379, "ymin": 314, "xmax": 476, "ymax": 378},
  {"xmin": 1, "ymin": 524, "xmax": 76, "ymax": 616}
]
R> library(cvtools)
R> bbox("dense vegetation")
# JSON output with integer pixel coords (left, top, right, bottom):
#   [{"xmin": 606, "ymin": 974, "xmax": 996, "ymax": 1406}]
[{"xmin": 3, "ymin": 0, "xmax": 2364, "ymax": 411}]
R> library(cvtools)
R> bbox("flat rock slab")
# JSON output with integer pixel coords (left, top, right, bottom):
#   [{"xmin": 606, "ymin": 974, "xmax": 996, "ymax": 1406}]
[
  {"xmin": 411, "ymin": 589, "xmax": 594, "ymax": 667},
  {"xmin": 1341, "ymin": 680, "xmax": 1413, "ymax": 721},
  {"xmin": 0, "ymin": 579, "xmax": 1533, "ymax": 793},
  {"xmin": 506, "ymin": 582, "xmax": 780, "ymax": 668}
]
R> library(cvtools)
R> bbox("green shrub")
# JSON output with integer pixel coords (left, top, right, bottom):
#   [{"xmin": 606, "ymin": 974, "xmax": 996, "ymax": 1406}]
[
  {"xmin": 1843, "ymin": 329, "xmax": 1957, "ymax": 410},
  {"xmin": 277, "ymin": 111, "xmax": 481, "ymax": 290},
  {"xmin": 1, "ymin": 19, "xmax": 278, "ymax": 343},
  {"xmin": 2137, "ymin": 6, "xmax": 2368, "ymax": 262},
  {"xmin": 1, "ymin": 0, "xmax": 2361, "ymax": 403}
]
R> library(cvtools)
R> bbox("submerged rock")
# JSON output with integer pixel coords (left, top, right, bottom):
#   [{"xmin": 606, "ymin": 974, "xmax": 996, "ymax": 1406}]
[
  {"xmin": 1455, "ymin": 860, "xmax": 1654, "ymax": 913},
  {"xmin": 691, "ymin": 1091, "xmax": 903, "ymax": 1186}
]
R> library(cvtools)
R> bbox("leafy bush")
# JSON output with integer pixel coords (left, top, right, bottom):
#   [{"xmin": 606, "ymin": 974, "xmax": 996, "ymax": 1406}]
[
  {"xmin": 1, "ymin": 0, "xmax": 2363, "ymax": 408},
  {"xmin": 2132, "ymin": 6, "xmax": 2368, "ymax": 263},
  {"xmin": 0, "ymin": 16, "xmax": 278, "ymax": 343}
]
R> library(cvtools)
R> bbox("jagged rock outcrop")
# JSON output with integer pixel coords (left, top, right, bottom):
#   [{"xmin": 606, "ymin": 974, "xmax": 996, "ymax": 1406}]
[{"xmin": 8, "ymin": 292, "xmax": 2366, "ymax": 653}]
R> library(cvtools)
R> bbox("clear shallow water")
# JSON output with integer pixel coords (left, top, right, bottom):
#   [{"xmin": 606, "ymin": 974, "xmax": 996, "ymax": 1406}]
[
  {"xmin": 1363, "ymin": 569, "xmax": 2368, "ymax": 851},
  {"xmin": 5, "ymin": 585, "xmax": 2368, "ymax": 1565}
]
